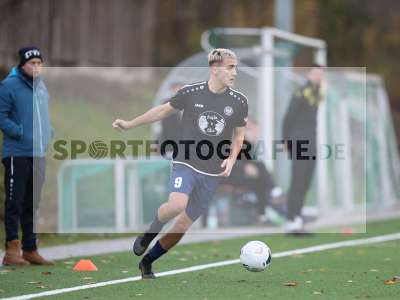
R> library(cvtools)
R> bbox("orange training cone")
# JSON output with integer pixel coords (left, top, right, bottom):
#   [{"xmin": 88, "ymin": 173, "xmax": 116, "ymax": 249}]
[
  {"xmin": 73, "ymin": 259, "xmax": 98, "ymax": 271},
  {"xmin": 341, "ymin": 227, "xmax": 353, "ymax": 236}
]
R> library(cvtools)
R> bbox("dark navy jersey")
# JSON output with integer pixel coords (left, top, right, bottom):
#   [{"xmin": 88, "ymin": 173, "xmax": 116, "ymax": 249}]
[{"xmin": 168, "ymin": 81, "xmax": 248, "ymax": 175}]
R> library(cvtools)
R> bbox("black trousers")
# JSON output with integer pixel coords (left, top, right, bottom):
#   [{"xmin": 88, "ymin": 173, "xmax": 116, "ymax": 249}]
[
  {"xmin": 222, "ymin": 160, "xmax": 276, "ymax": 214},
  {"xmin": 286, "ymin": 142, "xmax": 317, "ymax": 220},
  {"xmin": 2, "ymin": 157, "xmax": 46, "ymax": 251}
]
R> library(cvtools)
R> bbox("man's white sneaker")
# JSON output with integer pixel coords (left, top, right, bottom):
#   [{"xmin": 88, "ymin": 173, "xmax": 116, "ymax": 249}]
[{"xmin": 284, "ymin": 216, "xmax": 304, "ymax": 233}]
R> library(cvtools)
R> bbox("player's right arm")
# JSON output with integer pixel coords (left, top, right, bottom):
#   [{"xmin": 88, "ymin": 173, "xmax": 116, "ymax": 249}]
[{"xmin": 112, "ymin": 102, "xmax": 176, "ymax": 130}]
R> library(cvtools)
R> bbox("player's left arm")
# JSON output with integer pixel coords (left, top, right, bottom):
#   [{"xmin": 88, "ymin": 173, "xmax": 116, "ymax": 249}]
[{"xmin": 220, "ymin": 126, "xmax": 246, "ymax": 177}]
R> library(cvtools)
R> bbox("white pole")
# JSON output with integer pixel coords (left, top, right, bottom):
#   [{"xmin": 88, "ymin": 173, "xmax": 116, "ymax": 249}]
[
  {"xmin": 259, "ymin": 28, "xmax": 275, "ymax": 171},
  {"xmin": 315, "ymin": 48, "xmax": 327, "ymax": 66},
  {"xmin": 114, "ymin": 159, "xmax": 125, "ymax": 232},
  {"xmin": 314, "ymin": 47, "xmax": 329, "ymax": 216},
  {"xmin": 274, "ymin": 0, "xmax": 294, "ymax": 32},
  {"xmin": 316, "ymin": 99, "xmax": 330, "ymax": 214},
  {"xmin": 340, "ymin": 101, "xmax": 355, "ymax": 211},
  {"xmin": 127, "ymin": 161, "xmax": 143, "ymax": 231},
  {"xmin": 377, "ymin": 84, "xmax": 393, "ymax": 205}
]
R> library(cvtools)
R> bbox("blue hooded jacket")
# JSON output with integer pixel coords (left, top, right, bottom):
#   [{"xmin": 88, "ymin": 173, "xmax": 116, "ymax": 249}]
[{"xmin": 0, "ymin": 67, "xmax": 53, "ymax": 158}]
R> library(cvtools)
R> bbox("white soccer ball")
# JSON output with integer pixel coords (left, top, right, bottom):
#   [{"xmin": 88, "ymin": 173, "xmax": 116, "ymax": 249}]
[{"xmin": 240, "ymin": 241, "xmax": 272, "ymax": 272}]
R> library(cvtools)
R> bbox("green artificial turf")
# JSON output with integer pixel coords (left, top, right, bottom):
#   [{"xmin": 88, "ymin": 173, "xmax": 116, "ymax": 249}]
[{"xmin": 0, "ymin": 219, "xmax": 399, "ymax": 299}]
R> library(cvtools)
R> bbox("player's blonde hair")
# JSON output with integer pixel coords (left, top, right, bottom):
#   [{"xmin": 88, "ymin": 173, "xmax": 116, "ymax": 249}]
[{"xmin": 208, "ymin": 48, "xmax": 236, "ymax": 66}]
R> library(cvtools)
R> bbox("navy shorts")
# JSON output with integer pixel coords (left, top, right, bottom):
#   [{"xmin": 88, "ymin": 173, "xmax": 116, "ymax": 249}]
[{"xmin": 169, "ymin": 163, "xmax": 221, "ymax": 221}]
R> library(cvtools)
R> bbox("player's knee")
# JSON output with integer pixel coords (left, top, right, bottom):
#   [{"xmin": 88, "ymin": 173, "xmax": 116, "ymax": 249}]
[
  {"xmin": 158, "ymin": 203, "xmax": 175, "ymax": 222},
  {"xmin": 157, "ymin": 203, "xmax": 168, "ymax": 217},
  {"xmin": 158, "ymin": 202, "xmax": 186, "ymax": 222},
  {"xmin": 167, "ymin": 193, "xmax": 188, "ymax": 213},
  {"xmin": 174, "ymin": 214, "xmax": 192, "ymax": 232},
  {"xmin": 169, "ymin": 202, "xmax": 186, "ymax": 215}
]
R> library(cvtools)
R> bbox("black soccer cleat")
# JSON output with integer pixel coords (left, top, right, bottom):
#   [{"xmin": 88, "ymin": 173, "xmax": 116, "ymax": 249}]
[
  {"xmin": 138, "ymin": 257, "xmax": 156, "ymax": 279},
  {"xmin": 133, "ymin": 234, "xmax": 150, "ymax": 256}
]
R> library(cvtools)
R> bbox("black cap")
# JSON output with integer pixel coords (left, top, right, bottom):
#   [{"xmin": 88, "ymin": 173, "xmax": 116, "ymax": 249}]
[{"xmin": 18, "ymin": 46, "xmax": 43, "ymax": 67}]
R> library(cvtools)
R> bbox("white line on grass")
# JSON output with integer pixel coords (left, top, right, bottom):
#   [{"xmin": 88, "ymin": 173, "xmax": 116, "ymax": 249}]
[{"xmin": 3, "ymin": 232, "xmax": 400, "ymax": 300}]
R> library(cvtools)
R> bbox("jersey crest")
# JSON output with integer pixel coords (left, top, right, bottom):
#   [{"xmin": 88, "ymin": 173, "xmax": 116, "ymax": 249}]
[
  {"xmin": 224, "ymin": 106, "xmax": 233, "ymax": 116},
  {"xmin": 198, "ymin": 111, "xmax": 226, "ymax": 136}
]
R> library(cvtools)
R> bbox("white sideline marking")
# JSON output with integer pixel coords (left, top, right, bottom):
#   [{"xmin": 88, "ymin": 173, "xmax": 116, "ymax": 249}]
[{"xmin": 3, "ymin": 232, "xmax": 400, "ymax": 300}]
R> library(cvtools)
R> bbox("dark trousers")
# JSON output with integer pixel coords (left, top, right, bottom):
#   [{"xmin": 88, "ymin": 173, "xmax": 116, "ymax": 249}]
[
  {"xmin": 2, "ymin": 157, "xmax": 45, "ymax": 251},
  {"xmin": 286, "ymin": 147, "xmax": 317, "ymax": 220},
  {"xmin": 223, "ymin": 160, "xmax": 275, "ymax": 214}
]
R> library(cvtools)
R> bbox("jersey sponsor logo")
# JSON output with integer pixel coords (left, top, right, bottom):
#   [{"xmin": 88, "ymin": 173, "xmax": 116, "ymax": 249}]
[
  {"xmin": 195, "ymin": 103, "xmax": 204, "ymax": 108},
  {"xmin": 198, "ymin": 111, "xmax": 225, "ymax": 136},
  {"xmin": 224, "ymin": 106, "xmax": 233, "ymax": 116}
]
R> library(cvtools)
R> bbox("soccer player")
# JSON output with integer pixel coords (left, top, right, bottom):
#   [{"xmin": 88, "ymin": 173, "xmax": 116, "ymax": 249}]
[{"xmin": 112, "ymin": 48, "xmax": 248, "ymax": 279}]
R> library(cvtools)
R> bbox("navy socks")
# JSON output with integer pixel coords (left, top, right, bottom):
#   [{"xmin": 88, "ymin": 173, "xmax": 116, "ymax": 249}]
[{"xmin": 144, "ymin": 241, "xmax": 167, "ymax": 263}]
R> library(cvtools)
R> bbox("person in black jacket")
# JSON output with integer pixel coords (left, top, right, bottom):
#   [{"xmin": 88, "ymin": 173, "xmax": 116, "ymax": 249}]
[
  {"xmin": 222, "ymin": 119, "xmax": 285, "ymax": 224},
  {"xmin": 282, "ymin": 65, "xmax": 324, "ymax": 233}
]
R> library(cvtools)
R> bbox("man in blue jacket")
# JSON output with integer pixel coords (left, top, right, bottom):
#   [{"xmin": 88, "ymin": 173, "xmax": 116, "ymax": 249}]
[{"xmin": 0, "ymin": 46, "xmax": 54, "ymax": 265}]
